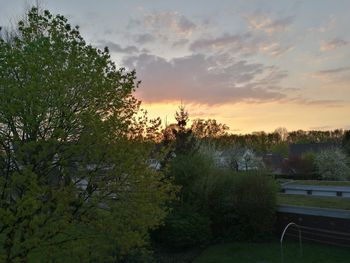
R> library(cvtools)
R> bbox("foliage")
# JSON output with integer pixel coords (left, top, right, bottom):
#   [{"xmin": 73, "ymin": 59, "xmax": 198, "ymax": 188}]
[
  {"xmin": 208, "ymin": 129, "xmax": 345, "ymax": 152},
  {"xmin": 191, "ymin": 119, "xmax": 229, "ymax": 139},
  {"xmin": 154, "ymin": 207, "xmax": 212, "ymax": 250},
  {"xmin": 270, "ymin": 142, "xmax": 289, "ymax": 157},
  {"xmin": 315, "ymin": 148, "xmax": 350, "ymax": 180},
  {"xmin": 241, "ymin": 149, "xmax": 265, "ymax": 171},
  {"xmin": 281, "ymin": 153, "xmax": 317, "ymax": 179},
  {"xmin": 167, "ymin": 151, "xmax": 215, "ymax": 206},
  {"xmin": 174, "ymin": 104, "xmax": 189, "ymax": 131},
  {"xmin": 274, "ymin": 127, "xmax": 288, "ymax": 142},
  {"xmin": 0, "ymin": 8, "xmax": 174, "ymax": 262},
  {"xmin": 207, "ymin": 172, "xmax": 277, "ymax": 240},
  {"xmin": 166, "ymin": 146, "xmax": 276, "ymax": 242},
  {"xmin": 343, "ymin": 130, "xmax": 350, "ymax": 156},
  {"xmin": 161, "ymin": 106, "xmax": 198, "ymax": 168},
  {"xmin": 157, "ymin": 148, "xmax": 216, "ymax": 250}
]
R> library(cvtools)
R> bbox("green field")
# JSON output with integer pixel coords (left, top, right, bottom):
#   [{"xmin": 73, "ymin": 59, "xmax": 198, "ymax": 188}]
[
  {"xmin": 193, "ymin": 241, "xmax": 350, "ymax": 263},
  {"xmin": 290, "ymin": 180, "xmax": 350, "ymax": 187},
  {"xmin": 277, "ymin": 193, "xmax": 350, "ymax": 210}
]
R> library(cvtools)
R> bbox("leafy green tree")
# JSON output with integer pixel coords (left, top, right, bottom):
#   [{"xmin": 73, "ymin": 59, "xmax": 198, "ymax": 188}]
[{"xmin": 0, "ymin": 8, "xmax": 174, "ymax": 262}]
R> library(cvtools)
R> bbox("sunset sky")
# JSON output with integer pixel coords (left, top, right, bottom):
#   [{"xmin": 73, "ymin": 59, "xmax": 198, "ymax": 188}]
[{"xmin": 1, "ymin": 0, "xmax": 350, "ymax": 133}]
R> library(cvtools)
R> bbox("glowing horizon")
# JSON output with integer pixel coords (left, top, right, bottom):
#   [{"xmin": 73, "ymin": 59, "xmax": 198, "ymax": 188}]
[{"xmin": 1, "ymin": 0, "xmax": 349, "ymax": 134}]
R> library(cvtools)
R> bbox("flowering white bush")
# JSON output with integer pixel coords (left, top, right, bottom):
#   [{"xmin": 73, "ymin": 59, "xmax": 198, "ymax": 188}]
[{"xmin": 315, "ymin": 148, "xmax": 350, "ymax": 180}]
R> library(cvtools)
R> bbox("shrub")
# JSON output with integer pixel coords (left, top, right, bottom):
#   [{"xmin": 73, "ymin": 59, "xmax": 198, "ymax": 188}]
[
  {"xmin": 163, "ymin": 149, "xmax": 277, "ymax": 246},
  {"xmin": 208, "ymin": 171, "xmax": 277, "ymax": 240},
  {"xmin": 154, "ymin": 208, "xmax": 212, "ymax": 250},
  {"xmin": 168, "ymin": 151, "xmax": 216, "ymax": 204}
]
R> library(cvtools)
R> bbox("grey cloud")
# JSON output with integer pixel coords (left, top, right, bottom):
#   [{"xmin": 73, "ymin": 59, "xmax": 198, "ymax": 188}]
[
  {"xmin": 134, "ymin": 33, "xmax": 156, "ymax": 44},
  {"xmin": 318, "ymin": 66, "xmax": 350, "ymax": 75},
  {"xmin": 309, "ymin": 66, "xmax": 350, "ymax": 81},
  {"xmin": 245, "ymin": 14, "xmax": 294, "ymax": 33},
  {"xmin": 127, "ymin": 18, "xmax": 142, "ymax": 29},
  {"xmin": 124, "ymin": 53, "xmax": 287, "ymax": 105},
  {"xmin": 189, "ymin": 33, "xmax": 293, "ymax": 57},
  {"xmin": 172, "ymin": 38, "xmax": 189, "ymax": 47},
  {"xmin": 99, "ymin": 41, "xmax": 139, "ymax": 54},
  {"xmin": 320, "ymin": 38, "xmax": 348, "ymax": 51},
  {"xmin": 267, "ymin": 16, "xmax": 294, "ymax": 32},
  {"xmin": 266, "ymin": 44, "xmax": 294, "ymax": 57},
  {"xmin": 177, "ymin": 15, "xmax": 196, "ymax": 33},
  {"xmin": 144, "ymin": 11, "xmax": 196, "ymax": 37},
  {"xmin": 103, "ymin": 29, "xmax": 113, "ymax": 35},
  {"xmin": 189, "ymin": 33, "xmax": 252, "ymax": 54}
]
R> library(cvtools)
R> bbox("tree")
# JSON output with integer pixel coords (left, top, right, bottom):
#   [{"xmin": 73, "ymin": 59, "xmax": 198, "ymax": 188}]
[
  {"xmin": 274, "ymin": 127, "xmax": 288, "ymax": 142},
  {"xmin": 315, "ymin": 149, "xmax": 350, "ymax": 180},
  {"xmin": 0, "ymin": 8, "xmax": 174, "ymax": 262},
  {"xmin": 343, "ymin": 130, "xmax": 350, "ymax": 156},
  {"xmin": 191, "ymin": 118, "xmax": 229, "ymax": 139},
  {"xmin": 160, "ymin": 105, "xmax": 198, "ymax": 168},
  {"xmin": 174, "ymin": 104, "xmax": 189, "ymax": 132}
]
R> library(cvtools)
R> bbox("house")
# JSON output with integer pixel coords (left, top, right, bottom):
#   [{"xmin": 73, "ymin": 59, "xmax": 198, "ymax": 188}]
[
  {"xmin": 215, "ymin": 148, "xmax": 264, "ymax": 171},
  {"xmin": 263, "ymin": 153, "xmax": 285, "ymax": 174},
  {"xmin": 289, "ymin": 142, "xmax": 338, "ymax": 157}
]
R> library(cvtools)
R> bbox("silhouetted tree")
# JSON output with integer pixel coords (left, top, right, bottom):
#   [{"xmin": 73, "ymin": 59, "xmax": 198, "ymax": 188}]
[{"xmin": 191, "ymin": 118, "xmax": 229, "ymax": 139}]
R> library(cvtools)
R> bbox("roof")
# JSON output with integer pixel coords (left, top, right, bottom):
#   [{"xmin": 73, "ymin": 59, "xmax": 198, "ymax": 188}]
[{"xmin": 289, "ymin": 142, "xmax": 338, "ymax": 156}]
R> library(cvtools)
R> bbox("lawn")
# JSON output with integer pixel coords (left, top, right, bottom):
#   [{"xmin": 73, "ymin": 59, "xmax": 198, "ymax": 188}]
[
  {"xmin": 277, "ymin": 193, "xmax": 350, "ymax": 210},
  {"xmin": 288, "ymin": 180, "xmax": 350, "ymax": 187},
  {"xmin": 193, "ymin": 241, "xmax": 350, "ymax": 263}
]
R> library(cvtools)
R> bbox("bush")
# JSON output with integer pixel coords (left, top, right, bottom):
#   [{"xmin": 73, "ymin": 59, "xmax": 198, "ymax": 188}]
[
  {"xmin": 208, "ymin": 172, "xmax": 277, "ymax": 240},
  {"xmin": 168, "ymin": 151, "xmax": 217, "ymax": 207},
  {"xmin": 162, "ymin": 150, "xmax": 277, "ymax": 247},
  {"xmin": 154, "ymin": 208, "xmax": 212, "ymax": 250}
]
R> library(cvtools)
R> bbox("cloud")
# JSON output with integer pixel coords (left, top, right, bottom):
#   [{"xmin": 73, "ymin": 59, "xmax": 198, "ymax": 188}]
[
  {"xmin": 99, "ymin": 41, "xmax": 139, "ymax": 54},
  {"xmin": 123, "ymin": 53, "xmax": 287, "ymax": 105},
  {"xmin": 318, "ymin": 67, "xmax": 350, "ymax": 75},
  {"xmin": 309, "ymin": 66, "xmax": 350, "ymax": 81},
  {"xmin": 320, "ymin": 38, "xmax": 348, "ymax": 51},
  {"xmin": 144, "ymin": 11, "xmax": 196, "ymax": 37},
  {"xmin": 134, "ymin": 33, "xmax": 156, "ymax": 44},
  {"xmin": 190, "ymin": 33, "xmax": 252, "ymax": 54},
  {"xmin": 286, "ymin": 96, "xmax": 346, "ymax": 107},
  {"xmin": 259, "ymin": 42, "xmax": 294, "ymax": 57},
  {"xmin": 127, "ymin": 18, "xmax": 142, "ymax": 29},
  {"xmin": 126, "ymin": 11, "xmax": 196, "ymax": 47},
  {"xmin": 172, "ymin": 38, "xmax": 189, "ymax": 47},
  {"xmin": 318, "ymin": 15, "xmax": 336, "ymax": 33},
  {"xmin": 245, "ymin": 14, "xmax": 294, "ymax": 33},
  {"xmin": 189, "ymin": 33, "xmax": 293, "ymax": 57}
]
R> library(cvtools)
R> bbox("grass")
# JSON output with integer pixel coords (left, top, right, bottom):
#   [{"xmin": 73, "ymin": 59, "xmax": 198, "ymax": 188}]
[
  {"xmin": 277, "ymin": 193, "xmax": 350, "ymax": 210},
  {"xmin": 193, "ymin": 241, "xmax": 350, "ymax": 263},
  {"xmin": 288, "ymin": 180, "xmax": 350, "ymax": 187}
]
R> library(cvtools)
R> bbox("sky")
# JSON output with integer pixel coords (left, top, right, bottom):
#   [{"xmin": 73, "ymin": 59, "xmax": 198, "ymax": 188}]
[{"xmin": 1, "ymin": 0, "xmax": 350, "ymax": 134}]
